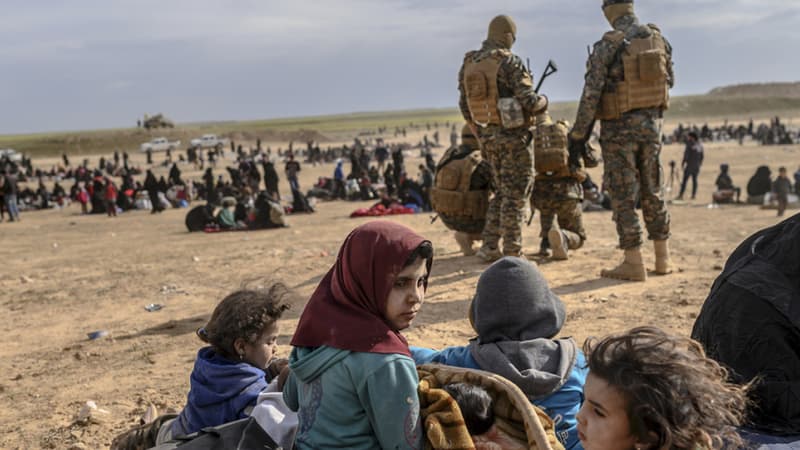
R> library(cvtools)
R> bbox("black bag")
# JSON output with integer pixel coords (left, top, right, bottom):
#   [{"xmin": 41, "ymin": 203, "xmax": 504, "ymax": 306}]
[{"xmin": 150, "ymin": 417, "xmax": 280, "ymax": 450}]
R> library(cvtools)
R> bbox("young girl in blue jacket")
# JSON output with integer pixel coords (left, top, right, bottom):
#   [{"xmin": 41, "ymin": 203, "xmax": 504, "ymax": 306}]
[{"xmin": 283, "ymin": 220, "xmax": 432, "ymax": 450}]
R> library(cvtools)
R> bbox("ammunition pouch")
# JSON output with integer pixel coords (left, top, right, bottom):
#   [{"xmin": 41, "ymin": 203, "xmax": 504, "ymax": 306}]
[{"xmin": 498, "ymin": 97, "xmax": 525, "ymax": 129}]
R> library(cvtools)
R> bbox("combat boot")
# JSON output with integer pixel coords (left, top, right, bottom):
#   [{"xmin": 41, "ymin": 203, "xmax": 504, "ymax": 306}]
[
  {"xmin": 601, "ymin": 247, "xmax": 647, "ymax": 281},
  {"xmin": 455, "ymin": 232, "xmax": 476, "ymax": 256},
  {"xmin": 476, "ymin": 245, "xmax": 502, "ymax": 263},
  {"xmin": 653, "ymin": 239, "xmax": 673, "ymax": 275},
  {"xmin": 548, "ymin": 228, "xmax": 582, "ymax": 260}
]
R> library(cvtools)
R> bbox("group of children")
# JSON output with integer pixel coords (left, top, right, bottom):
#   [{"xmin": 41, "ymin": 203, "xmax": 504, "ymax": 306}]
[{"xmin": 113, "ymin": 220, "xmax": 752, "ymax": 450}]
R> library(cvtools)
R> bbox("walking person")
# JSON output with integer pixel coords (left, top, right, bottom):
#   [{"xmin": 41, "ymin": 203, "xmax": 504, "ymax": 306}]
[{"xmin": 678, "ymin": 131, "xmax": 704, "ymax": 200}]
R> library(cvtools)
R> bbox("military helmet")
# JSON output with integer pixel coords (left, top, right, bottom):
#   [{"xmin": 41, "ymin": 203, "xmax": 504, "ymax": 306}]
[
  {"xmin": 487, "ymin": 15, "xmax": 516, "ymax": 49},
  {"xmin": 602, "ymin": 0, "xmax": 634, "ymax": 26},
  {"xmin": 602, "ymin": 0, "xmax": 632, "ymax": 6},
  {"xmin": 461, "ymin": 124, "xmax": 479, "ymax": 148}
]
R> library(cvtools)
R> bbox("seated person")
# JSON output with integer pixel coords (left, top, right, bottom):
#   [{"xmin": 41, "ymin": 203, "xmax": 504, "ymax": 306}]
[
  {"xmin": 746, "ymin": 165, "xmax": 772, "ymax": 204},
  {"xmin": 579, "ymin": 327, "xmax": 747, "ymax": 450},
  {"xmin": 692, "ymin": 213, "xmax": 800, "ymax": 443},
  {"xmin": 216, "ymin": 197, "xmax": 246, "ymax": 229},
  {"xmin": 712, "ymin": 163, "xmax": 741, "ymax": 204},
  {"xmin": 444, "ymin": 383, "xmax": 527, "ymax": 450},
  {"xmin": 111, "ymin": 284, "xmax": 296, "ymax": 449},
  {"xmin": 283, "ymin": 221, "xmax": 430, "ymax": 449},
  {"xmin": 411, "ymin": 257, "xmax": 587, "ymax": 450}
]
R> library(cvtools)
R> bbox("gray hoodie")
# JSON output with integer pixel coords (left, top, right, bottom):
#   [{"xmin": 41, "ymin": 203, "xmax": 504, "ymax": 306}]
[{"xmin": 468, "ymin": 257, "xmax": 578, "ymax": 399}]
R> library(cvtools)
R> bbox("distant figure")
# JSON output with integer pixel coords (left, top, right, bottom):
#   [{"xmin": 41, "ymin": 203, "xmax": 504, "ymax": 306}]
[
  {"xmin": 418, "ymin": 164, "xmax": 433, "ymax": 212},
  {"xmin": 2, "ymin": 170, "xmax": 20, "ymax": 222},
  {"xmin": 794, "ymin": 166, "xmax": 800, "ymax": 196},
  {"xmin": 713, "ymin": 163, "xmax": 741, "ymax": 204},
  {"xmin": 284, "ymin": 155, "xmax": 301, "ymax": 192},
  {"xmin": 678, "ymin": 131, "xmax": 703, "ymax": 200},
  {"xmin": 772, "ymin": 167, "xmax": 793, "ymax": 217},
  {"xmin": 746, "ymin": 165, "xmax": 772, "ymax": 204},
  {"xmin": 146, "ymin": 148, "xmax": 153, "ymax": 165},
  {"xmin": 262, "ymin": 160, "xmax": 280, "ymax": 201}
]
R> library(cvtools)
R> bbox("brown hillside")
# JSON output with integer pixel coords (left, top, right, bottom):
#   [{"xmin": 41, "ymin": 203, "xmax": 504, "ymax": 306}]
[{"xmin": 708, "ymin": 81, "xmax": 800, "ymax": 98}]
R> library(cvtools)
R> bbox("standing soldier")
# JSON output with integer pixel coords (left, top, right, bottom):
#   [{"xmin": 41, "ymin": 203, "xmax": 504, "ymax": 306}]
[
  {"xmin": 459, "ymin": 14, "xmax": 548, "ymax": 261},
  {"xmin": 430, "ymin": 125, "xmax": 493, "ymax": 256},
  {"xmin": 569, "ymin": 0, "xmax": 674, "ymax": 281},
  {"xmin": 531, "ymin": 113, "xmax": 587, "ymax": 260}
]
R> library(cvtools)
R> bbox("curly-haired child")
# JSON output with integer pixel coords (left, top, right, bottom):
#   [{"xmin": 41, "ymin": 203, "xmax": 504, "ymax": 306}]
[
  {"xmin": 111, "ymin": 283, "xmax": 295, "ymax": 450},
  {"xmin": 577, "ymin": 326, "xmax": 748, "ymax": 450}
]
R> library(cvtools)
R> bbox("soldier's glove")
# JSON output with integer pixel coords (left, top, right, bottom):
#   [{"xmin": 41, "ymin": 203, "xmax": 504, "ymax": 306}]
[
  {"xmin": 582, "ymin": 141, "xmax": 600, "ymax": 168},
  {"xmin": 567, "ymin": 136, "xmax": 586, "ymax": 170}
]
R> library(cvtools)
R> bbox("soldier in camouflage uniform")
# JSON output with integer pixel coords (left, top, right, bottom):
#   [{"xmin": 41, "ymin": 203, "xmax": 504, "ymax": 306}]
[
  {"xmin": 531, "ymin": 115, "xmax": 587, "ymax": 260},
  {"xmin": 431, "ymin": 126, "xmax": 493, "ymax": 256},
  {"xmin": 459, "ymin": 15, "xmax": 548, "ymax": 261},
  {"xmin": 569, "ymin": 0, "xmax": 674, "ymax": 281}
]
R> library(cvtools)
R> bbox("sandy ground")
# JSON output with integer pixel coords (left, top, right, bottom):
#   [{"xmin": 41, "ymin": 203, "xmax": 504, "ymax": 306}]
[{"xmin": 1, "ymin": 127, "xmax": 798, "ymax": 449}]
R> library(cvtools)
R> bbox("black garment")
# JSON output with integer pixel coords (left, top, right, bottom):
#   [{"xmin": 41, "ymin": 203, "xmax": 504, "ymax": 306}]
[
  {"xmin": 169, "ymin": 164, "xmax": 182, "ymax": 185},
  {"xmin": 692, "ymin": 213, "xmax": 800, "ymax": 435},
  {"xmin": 262, "ymin": 161, "xmax": 280, "ymax": 199},
  {"xmin": 747, "ymin": 166, "xmax": 773, "ymax": 197},
  {"xmin": 144, "ymin": 171, "xmax": 163, "ymax": 213},
  {"xmin": 392, "ymin": 148, "xmax": 404, "ymax": 182}
]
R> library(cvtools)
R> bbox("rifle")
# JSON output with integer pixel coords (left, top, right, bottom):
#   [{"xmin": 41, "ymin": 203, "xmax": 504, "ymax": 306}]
[{"xmin": 527, "ymin": 59, "xmax": 559, "ymax": 226}]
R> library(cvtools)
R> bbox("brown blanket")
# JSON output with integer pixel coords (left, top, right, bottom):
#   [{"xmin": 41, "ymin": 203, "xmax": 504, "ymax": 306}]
[{"xmin": 417, "ymin": 364, "xmax": 564, "ymax": 450}]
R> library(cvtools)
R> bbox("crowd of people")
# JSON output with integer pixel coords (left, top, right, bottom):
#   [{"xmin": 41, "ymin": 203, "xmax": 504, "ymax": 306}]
[{"xmin": 668, "ymin": 116, "xmax": 799, "ymax": 146}]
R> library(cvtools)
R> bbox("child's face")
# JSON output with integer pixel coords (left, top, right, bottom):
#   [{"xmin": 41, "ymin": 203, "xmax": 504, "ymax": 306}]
[
  {"xmin": 577, "ymin": 373, "xmax": 638, "ymax": 450},
  {"xmin": 384, "ymin": 257, "xmax": 427, "ymax": 331},
  {"xmin": 241, "ymin": 322, "xmax": 280, "ymax": 370}
]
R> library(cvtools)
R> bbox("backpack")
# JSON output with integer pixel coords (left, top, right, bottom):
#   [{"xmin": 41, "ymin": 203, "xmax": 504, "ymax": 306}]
[
  {"xmin": 150, "ymin": 417, "xmax": 280, "ymax": 450},
  {"xmin": 533, "ymin": 116, "xmax": 570, "ymax": 175}
]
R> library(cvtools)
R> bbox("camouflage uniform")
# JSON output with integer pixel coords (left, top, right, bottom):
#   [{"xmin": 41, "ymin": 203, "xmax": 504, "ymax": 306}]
[
  {"xmin": 571, "ymin": 14, "xmax": 673, "ymax": 250},
  {"xmin": 532, "ymin": 175, "xmax": 586, "ymax": 247},
  {"xmin": 459, "ymin": 39, "xmax": 546, "ymax": 256}
]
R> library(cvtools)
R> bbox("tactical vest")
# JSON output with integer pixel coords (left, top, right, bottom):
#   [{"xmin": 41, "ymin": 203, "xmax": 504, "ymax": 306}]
[
  {"xmin": 534, "ymin": 116, "xmax": 570, "ymax": 176},
  {"xmin": 430, "ymin": 151, "xmax": 489, "ymax": 220},
  {"xmin": 463, "ymin": 50, "xmax": 508, "ymax": 126},
  {"xmin": 598, "ymin": 25, "xmax": 670, "ymax": 120}
]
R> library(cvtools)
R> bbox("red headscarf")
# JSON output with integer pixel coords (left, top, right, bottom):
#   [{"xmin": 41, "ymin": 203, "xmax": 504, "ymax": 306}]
[{"xmin": 291, "ymin": 220, "xmax": 431, "ymax": 357}]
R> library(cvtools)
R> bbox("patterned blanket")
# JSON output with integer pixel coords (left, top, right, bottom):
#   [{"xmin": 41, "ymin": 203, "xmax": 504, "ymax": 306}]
[{"xmin": 417, "ymin": 364, "xmax": 564, "ymax": 450}]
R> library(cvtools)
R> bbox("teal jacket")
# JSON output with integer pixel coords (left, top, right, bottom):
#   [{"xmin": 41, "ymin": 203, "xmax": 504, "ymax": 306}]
[{"xmin": 283, "ymin": 346, "xmax": 423, "ymax": 450}]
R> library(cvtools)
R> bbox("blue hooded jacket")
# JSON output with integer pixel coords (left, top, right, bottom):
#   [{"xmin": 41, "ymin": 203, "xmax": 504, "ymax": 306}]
[{"xmin": 170, "ymin": 347, "xmax": 268, "ymax": 436}]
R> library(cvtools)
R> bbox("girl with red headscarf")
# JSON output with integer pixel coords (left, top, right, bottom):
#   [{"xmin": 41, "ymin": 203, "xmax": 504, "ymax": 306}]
[{"xmin": 283, "ymin": 221, "xmax": 432, "ymax": 450}]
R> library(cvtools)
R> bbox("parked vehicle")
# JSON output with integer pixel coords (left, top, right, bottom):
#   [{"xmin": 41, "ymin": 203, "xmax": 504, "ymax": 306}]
[
  {"xmin": 0, "ymin": 148, "xmax": 23, "ymax": 162},
  {"xmin": 189, "ymin": 134, "xmax": 229, "ymax": 150},
  {"xmin": 140, "ymin": 137, "xmax": 181, "ymax": 153}
]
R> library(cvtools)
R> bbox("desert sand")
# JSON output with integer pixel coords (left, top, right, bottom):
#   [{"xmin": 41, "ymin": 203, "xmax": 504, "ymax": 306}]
[{"xmin": 1, "ymin": 125, "xmax": 798, "ymax": 449}]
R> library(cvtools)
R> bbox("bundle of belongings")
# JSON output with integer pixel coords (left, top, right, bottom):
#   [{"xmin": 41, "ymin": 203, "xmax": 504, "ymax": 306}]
[
  {"xmin": 418, "ymin": 364, "xmax": 563, "ymax": 450},
  {"xmin": 350, "ymin": 199, "xmax": 417, "ymax": 218}
]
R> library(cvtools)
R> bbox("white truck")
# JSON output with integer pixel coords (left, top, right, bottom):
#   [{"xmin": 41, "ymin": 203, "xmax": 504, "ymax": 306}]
[
  {"xmin": 140, "ymin": 137, "xmax": 180, "ymax": 153},
  {"xmin": 0, "ymin": 148, "xmax": 23, "ymax": 162},
  {"xmin": 190, "ymin": 134, "xmax": 229, "ymax": 150}
]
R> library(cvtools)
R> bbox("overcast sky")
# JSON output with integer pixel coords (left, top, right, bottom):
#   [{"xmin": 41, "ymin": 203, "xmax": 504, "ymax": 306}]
[{"xmin": 2, "ymin": 0, "xmax": 798, "ymax": 134}]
